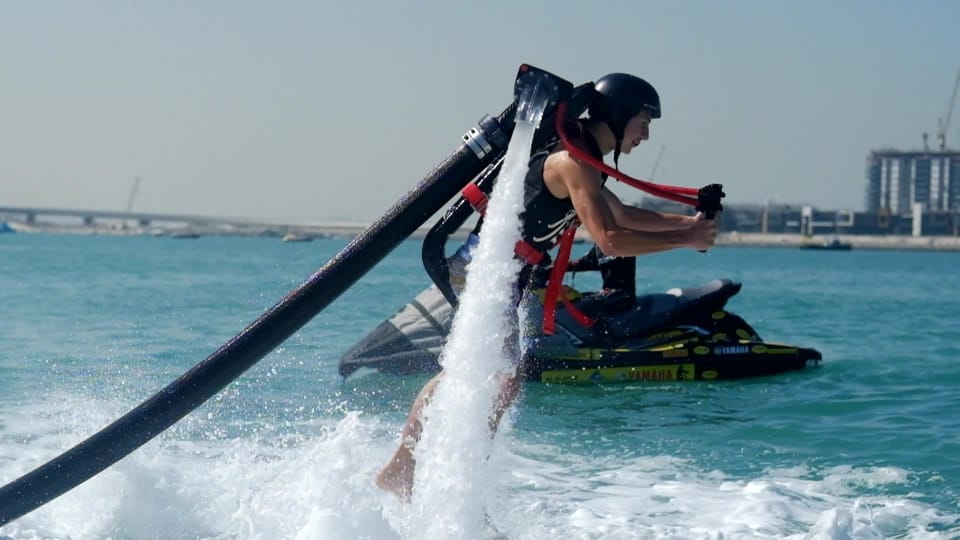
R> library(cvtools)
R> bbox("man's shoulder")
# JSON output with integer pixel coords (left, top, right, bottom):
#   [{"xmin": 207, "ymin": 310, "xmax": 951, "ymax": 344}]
[{"xmin": 545, "ymin": 150, "xmax": 603, "ymax": 192}]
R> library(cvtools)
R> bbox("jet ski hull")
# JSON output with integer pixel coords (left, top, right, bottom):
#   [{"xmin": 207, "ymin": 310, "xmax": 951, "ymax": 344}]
[
  {"xmin": 530, "ymin": 340, "xmax": 822, "ymax": 384},
  {"xmin": 338, "ymin": 279, "xmax": 823, "ymax": 384}
]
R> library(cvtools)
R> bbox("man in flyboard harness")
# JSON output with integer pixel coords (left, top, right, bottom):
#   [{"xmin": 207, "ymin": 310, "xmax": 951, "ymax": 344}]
[{"xmin": 377, "ymin": 73, "xmax": 717, "ymax": 501}]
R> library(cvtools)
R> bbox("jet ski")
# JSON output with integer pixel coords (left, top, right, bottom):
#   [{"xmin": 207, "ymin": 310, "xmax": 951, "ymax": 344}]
[{"xmin": 338, "ymin": 278, "xmax": 822, "ymax": 384}]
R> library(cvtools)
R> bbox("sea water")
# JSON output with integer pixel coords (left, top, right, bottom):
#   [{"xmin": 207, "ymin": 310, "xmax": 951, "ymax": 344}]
[{"xmin": 1, "ymin": 233, "xmax": 960, "ymax": 539}]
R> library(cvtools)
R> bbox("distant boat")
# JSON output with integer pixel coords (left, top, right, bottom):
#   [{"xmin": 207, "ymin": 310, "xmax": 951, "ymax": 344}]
[
  {"xmin": 282, "ymin": 232, "xmax": 313, "ymax": 242},
  {"xmin": 170, "ymin": 230, "xmax": 201, "ymax": 239},
  {"xmin": 801, "ymin": 237, "xmax": 852, "ymax": 251},
  {"xmin": 0, "ymin": 222, "xmax": 15, "ymax": 233}
]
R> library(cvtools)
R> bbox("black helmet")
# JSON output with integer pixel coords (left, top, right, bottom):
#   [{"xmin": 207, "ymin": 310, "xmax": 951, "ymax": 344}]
[{"xmin": 589, "ymin": 73, "xmax": 661, "ymax": 166}]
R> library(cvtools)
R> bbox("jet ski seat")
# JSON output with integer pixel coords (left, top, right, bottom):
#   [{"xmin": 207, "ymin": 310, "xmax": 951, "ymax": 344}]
[{"xmin": 553, "ymin": 279, "xmax": 742, "ymax": 341}]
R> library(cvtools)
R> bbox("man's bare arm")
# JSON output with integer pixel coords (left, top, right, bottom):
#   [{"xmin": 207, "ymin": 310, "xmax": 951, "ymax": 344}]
[
  {"xmin": 554, "ymin": 156, "xmax": 706, "ymax": 256},
  {"xmin": 602, "ymin": 189, "xmax": 695, "ymax": 231}
]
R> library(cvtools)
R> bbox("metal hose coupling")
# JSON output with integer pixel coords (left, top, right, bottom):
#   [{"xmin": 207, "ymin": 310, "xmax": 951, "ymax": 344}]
[{"xmin": 462, "ymin": 114, "xmax": 508, "ymax": 160}]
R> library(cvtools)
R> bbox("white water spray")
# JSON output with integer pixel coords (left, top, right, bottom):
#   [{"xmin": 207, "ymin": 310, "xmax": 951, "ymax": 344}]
[{"xmin": 400, "ymin": 84, "xmax": 552, "ymax": 539}]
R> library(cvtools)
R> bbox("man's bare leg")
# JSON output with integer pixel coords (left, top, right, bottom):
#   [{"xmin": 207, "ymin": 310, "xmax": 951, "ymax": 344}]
[
  {"xmin": 490, "ymin": 372, "xmax": 521, "ymax": 431},
  {"xmin": 376, "ymin": 370, "xmax": 521, "ymax": 502},
  {"xmin": 376, "ymin": 373, "xmax": 442, "ymax": 502}
]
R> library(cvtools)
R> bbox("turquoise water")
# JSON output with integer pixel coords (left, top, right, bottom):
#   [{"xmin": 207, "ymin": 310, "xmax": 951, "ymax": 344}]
[{"xmin": 1, "ymin": 233, "xmax": 959, "ymax": 539}]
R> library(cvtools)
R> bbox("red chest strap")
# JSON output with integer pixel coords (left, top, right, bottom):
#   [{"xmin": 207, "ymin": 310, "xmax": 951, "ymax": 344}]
[{"xmin": 462, "ymin": 182, "xmax": 542, "ymax": 265}]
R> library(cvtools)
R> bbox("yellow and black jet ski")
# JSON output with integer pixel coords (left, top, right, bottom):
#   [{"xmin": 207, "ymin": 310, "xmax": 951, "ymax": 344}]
[{"xmin": 338, "ymin": 278, "xmax": 822, "ymax": 384}]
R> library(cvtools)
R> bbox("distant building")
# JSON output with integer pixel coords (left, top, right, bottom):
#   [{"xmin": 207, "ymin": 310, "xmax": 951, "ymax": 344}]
[
  {"xmin": 638, "ymin": 197, "xmax": 959, "ymax": 237},
  {"xmin": 865, "ymin": 150, "xmax": 960, "ymax": 214}
]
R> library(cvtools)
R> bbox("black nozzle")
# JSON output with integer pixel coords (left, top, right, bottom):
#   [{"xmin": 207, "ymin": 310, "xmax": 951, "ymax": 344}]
[
  {"xmin": 697, "ymin": 184, "xmax": 726, "ymax": 220},
  {"xmin": 514, "ymin": 64, "xmax": 573, "ymax": 107}
]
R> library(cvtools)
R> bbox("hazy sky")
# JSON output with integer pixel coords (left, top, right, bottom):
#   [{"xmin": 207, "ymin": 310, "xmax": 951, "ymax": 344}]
[{"xmin": 2, "ymin": 1, "xmax": 959, "ymax": 223}]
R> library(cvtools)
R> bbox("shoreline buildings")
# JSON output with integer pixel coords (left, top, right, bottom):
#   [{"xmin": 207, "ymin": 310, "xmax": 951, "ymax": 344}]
[
  {"xmin": 711, "ymin": 69, "xmax": 960, "ymax": 237},
  {"xmin": 865, "ymin": 150, "xmax": 960, "ymax": 216},
  {"xmin": 642, "ymin": 146, "xmax": 960, "ymax": 237}
]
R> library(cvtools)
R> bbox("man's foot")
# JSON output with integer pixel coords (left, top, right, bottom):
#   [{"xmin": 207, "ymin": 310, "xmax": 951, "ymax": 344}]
[{"xmin": 375, "ymin": 457, "xmax": 413, "ymax": 503}]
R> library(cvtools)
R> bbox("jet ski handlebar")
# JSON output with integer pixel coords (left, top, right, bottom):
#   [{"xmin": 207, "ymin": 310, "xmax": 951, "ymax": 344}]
[{"xmin": 696, "ymin": 184, "xmax": 726, "ymax": 219}]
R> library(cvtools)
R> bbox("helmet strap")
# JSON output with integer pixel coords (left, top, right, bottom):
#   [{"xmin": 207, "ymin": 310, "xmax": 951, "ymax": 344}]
[{"xmin": 613, "ymin": 138, "xmax": 622, "ymax": 170}]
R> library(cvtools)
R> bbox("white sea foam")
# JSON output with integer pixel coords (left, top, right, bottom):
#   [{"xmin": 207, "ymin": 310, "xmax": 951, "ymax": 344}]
[
  {"xmin": 2, "ymin": 392, "xmax": 957, "ymax": 539},
  {"xmin": 1, "ymin": 394, "xmax": 403, "ymax": 540},
  {"xmin": 484, "ymin": 445, "xmax": 957, "ymax": 539}
]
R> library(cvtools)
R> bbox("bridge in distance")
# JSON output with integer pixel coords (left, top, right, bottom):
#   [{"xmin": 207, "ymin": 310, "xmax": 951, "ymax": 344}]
[
  {"xmin": 6, "ymin": 206, "xmax": 960, "ymax": 250},
  {"xmin": 0, "ymin": 206, "xmax": 381, "ymax": 237},
  {"xmin": 0, "ymin": 206, "xmax": 456, "ymax": 238}
]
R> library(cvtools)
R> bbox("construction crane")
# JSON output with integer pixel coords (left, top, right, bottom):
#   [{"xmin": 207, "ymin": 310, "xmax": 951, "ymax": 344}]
[
  {"xmin": 125, "ymin": 176, "xmax": 140, "ymax": 214},
  {"xmin": 937, "ymin": 67, "xmax": 960, "ymax": 151},
  {"xmin": 122, "ymin": 176, "xmax": 140, "ymax": 229},
  {"xmin": 649, "ymin": 144, "xmax": 666, "ymax": 180}
]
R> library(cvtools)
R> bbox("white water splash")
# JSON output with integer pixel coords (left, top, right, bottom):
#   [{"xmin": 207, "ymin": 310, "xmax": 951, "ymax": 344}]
[
  {"xmin": 0, "ymin": 395, "xmax": 403, "ymax": 540},
  {"xmin": 400, "ymin": 102, "xmax": 547, "ymax": 538}
]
